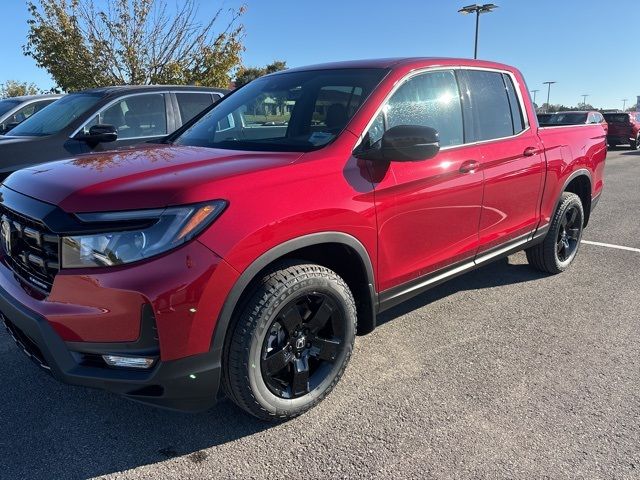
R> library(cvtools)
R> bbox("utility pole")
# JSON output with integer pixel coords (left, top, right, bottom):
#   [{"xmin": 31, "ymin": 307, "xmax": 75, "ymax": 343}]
[
  {"xmin": 622, "ymin": 99, "xmax": 628, "ymax": 111},
  {"xmin": 458, "ymin": 4, "xmax": 498, "ymax": 59},
  {"xmin": 543, "ymin": 81, "xmax": 556, "ymax": 113}
]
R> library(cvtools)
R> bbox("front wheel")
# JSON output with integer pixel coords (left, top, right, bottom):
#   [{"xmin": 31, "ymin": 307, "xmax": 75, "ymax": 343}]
[
  {"xmin": 526, "ymin": 192, "xmax": 584, "ymax": 274},
  {"xmin": 631, "ymin": 135, "xmax": 639, "ymax": 150},
  {"xmin": 224, "ymin": 262, "xmax": 356, "ymax": 421}
]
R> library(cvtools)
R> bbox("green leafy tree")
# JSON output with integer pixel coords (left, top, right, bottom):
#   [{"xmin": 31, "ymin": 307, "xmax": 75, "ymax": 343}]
[
  {"xmin": 0, "ymin": 80, "xmax": 41, "ymax": 98},
  {"xmin": 24, "ymin": 0, "xmax": 246, "ymax": 91},
  {"xmin": 234, "ymin": 60, "xmax": 287, "ymax": 88}
]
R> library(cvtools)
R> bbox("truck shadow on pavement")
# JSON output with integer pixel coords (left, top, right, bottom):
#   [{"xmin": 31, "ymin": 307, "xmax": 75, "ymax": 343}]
[
  {"xmin": 0, "ymin": 256, "xmax": 545, "ymax": 480},
  {"xmin": 0, "ymin": 345, "xmax": 272, "ymax": 479},
  {"xmin": 377, "ymin": 256, "xmax": 547, "ymax": 326}
]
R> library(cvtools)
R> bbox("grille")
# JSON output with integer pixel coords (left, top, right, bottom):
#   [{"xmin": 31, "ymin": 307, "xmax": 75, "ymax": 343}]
[{"xmin": 0, "ymin": 206, "xmax": 60, "ymax": 293}]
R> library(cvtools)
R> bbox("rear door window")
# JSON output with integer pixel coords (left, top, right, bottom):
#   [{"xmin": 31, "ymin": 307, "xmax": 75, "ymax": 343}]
[
  {"xmin": 463, "ymin": 70, "xmax": 515, "ymax": 141},
  {"xmin": 502, "ymin": 74, "xmax": 525, "ymax": 134},
  {"xmin": 176, "ymin": 92, "xmax": 215, "ymax": 124}
]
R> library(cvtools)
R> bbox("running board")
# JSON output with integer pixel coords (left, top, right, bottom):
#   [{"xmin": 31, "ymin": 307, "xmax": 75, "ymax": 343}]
[{"xmin": 378, "ymin": 229, "xmax": 545, "ymax": 312}]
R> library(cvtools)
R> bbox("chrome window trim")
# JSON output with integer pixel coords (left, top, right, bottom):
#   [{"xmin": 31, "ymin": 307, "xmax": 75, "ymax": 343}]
[
  {"xmin": 538, "ymin": 123, "xmax": 598, "ymax": 130},
  {"xmin": 354, "ymin": 65, "xmax": 533, "ymax": 153},
  {"xmin": 68, "ymin": 90, "xmax": 219, "ymax": 140}
]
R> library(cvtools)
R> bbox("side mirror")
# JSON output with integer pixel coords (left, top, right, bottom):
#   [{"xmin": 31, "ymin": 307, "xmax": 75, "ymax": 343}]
[
  {"xmin": 356, "ymin": 125, "xmax": 440, "ymax": 162},
  {"xmin": 381, "ymin": 125, "xmax": 440, "ymax": 161},
  {"xmin": 76, "ymin": 124, "xmax": 118, "ymax": 145}
]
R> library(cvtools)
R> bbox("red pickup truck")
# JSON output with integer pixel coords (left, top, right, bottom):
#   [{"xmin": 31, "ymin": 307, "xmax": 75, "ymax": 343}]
[{"xmin": 0, "ymin": 58, "xmax": 606, "ymax": 420}]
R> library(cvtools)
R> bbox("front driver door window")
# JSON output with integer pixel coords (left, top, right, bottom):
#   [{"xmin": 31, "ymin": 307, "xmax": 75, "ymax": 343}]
[{"xmin": 84, "ymin": 93, "xmax": 168, "ymax": 145}]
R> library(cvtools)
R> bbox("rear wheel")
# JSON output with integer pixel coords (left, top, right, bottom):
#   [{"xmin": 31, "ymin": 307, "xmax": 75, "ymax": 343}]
[
  {"xmin": 631, "ymin": 135, "xmax": 639, "ymax": 150},
  {"xmin": 224, "ymin": 262, "xmax": 356, "ymax": 421},
  {"xmin": 526, "ymin": 192, "xmax": 584, "ymax": 274}
]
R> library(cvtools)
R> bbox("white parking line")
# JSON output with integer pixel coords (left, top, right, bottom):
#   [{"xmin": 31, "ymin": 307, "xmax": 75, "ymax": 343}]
[{"xmin": 581, "ymin": 240, "xmax": 640, "ymax": 253}]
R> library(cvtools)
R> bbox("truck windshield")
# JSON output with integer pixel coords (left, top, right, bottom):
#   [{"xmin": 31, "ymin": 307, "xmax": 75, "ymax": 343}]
[
  {"xmin": 8, "ymin": 93, "xmax": 102, "ymax": 137},
  {"xmin": 174, "ymin": 68, "xmax": 388, "ymax": 152},
  {"xmin": 0, "ymin": 99, "xmax": 20, "ymax": 118}
]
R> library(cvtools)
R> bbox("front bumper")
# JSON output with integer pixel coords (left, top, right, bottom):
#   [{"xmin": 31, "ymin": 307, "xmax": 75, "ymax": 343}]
[{"xmin": 0, "ymin": 283, "xmax": 222, "ymax": 411}]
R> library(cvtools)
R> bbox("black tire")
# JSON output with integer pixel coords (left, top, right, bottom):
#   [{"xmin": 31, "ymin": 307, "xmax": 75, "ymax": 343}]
[
  {"xmin": 223, "ymin": 262, "xmax": 357, "ymax": 421},
  {"xmin": 526, "ymin": 192, "xmax": 584, "ymax": 274},
  {"xmin": 631, "ymin": 135, "xmax": 639, "ymax": 150}
]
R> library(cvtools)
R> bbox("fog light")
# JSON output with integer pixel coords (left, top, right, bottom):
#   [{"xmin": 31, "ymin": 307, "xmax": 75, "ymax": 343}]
[{"xmin": 102, "ymin": 355, "xmax": 156, "ymax": 369}]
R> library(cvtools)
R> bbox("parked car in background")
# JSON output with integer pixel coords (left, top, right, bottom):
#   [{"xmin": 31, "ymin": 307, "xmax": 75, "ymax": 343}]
[
  {"xmin": 536, "ymin": 112, "xmax": 552, "ymax": 124},
  {"xmin": 603, "ymin": 112, "xmax": 640, "ymax": 149},
  {"xmin": 0, "ymin": 94, "xmax": 63, "ymax": 134},
  {"xmin": 538, "ymin": 111, "xmax": 608, "ymax": 133},
  {"xmin": 0, "ymin": 86, "xmax": 227, "ymax": 179},
  {"xmin": 0, "ymin": 58, "xmax": 606, "ymax": 420}
]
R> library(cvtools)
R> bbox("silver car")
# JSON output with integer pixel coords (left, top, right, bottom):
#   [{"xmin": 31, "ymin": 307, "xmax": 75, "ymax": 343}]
[{"xmin": 0, "ymin": 94, "xmax": 63, "ymax": 134}]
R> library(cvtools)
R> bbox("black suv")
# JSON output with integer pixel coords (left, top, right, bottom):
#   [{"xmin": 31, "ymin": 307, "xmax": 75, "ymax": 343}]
[{"xmin": 0, "ymin": 85, "xmax": 227, "ymax": 179}]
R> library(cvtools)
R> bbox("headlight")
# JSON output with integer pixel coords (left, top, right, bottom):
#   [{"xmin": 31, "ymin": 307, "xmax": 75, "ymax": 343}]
[{"xmin": 61, "ymin": 201, "xmax": 226, "ymax": 268}]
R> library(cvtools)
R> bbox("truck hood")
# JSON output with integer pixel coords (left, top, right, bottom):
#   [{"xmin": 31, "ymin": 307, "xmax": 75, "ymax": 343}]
[{"xmin": 5, "ymin": 144, "xmax": 302, "ymax": 212}]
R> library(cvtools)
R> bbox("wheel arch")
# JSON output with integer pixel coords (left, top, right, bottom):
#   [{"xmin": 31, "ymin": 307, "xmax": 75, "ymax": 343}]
[
  {"xmin": 562, "ymin": 169, "xmax": 592, "ymax": 226},
  {"xmin": 210, "ymin": 232, "xmax": 378, "ymax": 354}
]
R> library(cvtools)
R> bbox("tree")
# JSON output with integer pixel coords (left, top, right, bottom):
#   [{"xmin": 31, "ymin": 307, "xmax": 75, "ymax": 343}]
[
  {"xmin": 234, "ymin": 60, "xmax": 287, "ymax": 88},
  {"xmin": 24, "ymin": 0, "xmax": 246, "ymax": 91},
  {"xmin": 0, "ymin": 80, "xmax": 40, "ymax": 98}
]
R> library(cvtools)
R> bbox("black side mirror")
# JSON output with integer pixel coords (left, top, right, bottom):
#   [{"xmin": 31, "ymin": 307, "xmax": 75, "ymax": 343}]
[
  {"xmin": 356, "ymin": 125, "xmax": 440, "ymax": 162},
  {"xmin": 381, "ymin": 125, "xmax": 440, "ymax": 161},
  {"xmin": 76, "ymin": 124, "xmax": 118, "ymax": 145}
]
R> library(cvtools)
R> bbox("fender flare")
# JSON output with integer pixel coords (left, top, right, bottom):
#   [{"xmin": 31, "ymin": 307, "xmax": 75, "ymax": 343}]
[
  {"xmin": 210, "ymin": 232, "xmax": 377, "ymax": 354},
  {"xmin": 553, "ymin": 168, "xmax": 593, "ymax": 223}
]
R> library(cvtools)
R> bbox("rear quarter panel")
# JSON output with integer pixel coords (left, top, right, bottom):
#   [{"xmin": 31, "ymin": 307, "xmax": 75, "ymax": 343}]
[{"xmin": 537, "ymin": 124, "xmax": 606, "ymax": 225}]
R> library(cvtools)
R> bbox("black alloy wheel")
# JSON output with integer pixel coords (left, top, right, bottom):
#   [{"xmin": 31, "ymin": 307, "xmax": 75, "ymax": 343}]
[
  {"xmin": 261, "ymin": 293, "xmax": 345, "ymax": 399},
  {"xmin": 224, "ymin": 262, "xmax": 356, "ymax": 420},
  {"xmin": 526, "ymin": 191, "xmax": 584, "ymax": 274},
  {"xmin": 555, "ymin": 204, "xmax": 582, "ymax": 263}
]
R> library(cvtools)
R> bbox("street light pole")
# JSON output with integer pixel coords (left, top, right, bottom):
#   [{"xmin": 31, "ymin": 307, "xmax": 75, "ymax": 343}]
[
  {"xmin": 581, "ymin": 94, "xmax": 589, "ymax": 107},
  {"xmin": 458, "ymin": 4, "xmax": 498, "ymax": 59},
  {"xmin": 543, "ymin": 81, "xmax": 556, "ymax": 113},
  {"xmin": 622, "ymin": 99, "xmax": 628, "ymax": 111},
  {"xmin": 531, "ymin": 89, "xmax": 539, "ymax": 105}
]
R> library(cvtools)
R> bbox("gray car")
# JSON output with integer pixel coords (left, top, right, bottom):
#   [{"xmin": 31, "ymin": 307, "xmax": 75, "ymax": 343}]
[{"xmin": 0, "ymin": 94, "xmax": 64, "ymax": 134}]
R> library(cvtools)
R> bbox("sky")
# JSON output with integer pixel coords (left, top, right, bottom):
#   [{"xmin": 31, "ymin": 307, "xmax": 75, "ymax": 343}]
[{"xmin": 1, "ymin": 0, "xmax": 638, "ymax": 109}]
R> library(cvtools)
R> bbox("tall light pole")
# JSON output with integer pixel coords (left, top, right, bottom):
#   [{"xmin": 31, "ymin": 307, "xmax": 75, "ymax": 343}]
[
  {"xmin": 622, "ymin": 98, "xmax": 628, "ymax": 111},
  {"xmin": 458, "ymin": 4, "xmax": 498, "ymax": 59},
  {"xmin": 531, "ymin": 89, "xmax": 539, "ymax": 105},
  {"xmin": 543, "ymin": 81, "xmax": 556, "ymax": 113},
  {"xmin": 581, "ymin": 94, "xmax": 589, "ymax": 107}
]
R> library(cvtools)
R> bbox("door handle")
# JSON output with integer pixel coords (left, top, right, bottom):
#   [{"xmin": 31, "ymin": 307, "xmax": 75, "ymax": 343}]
[
  {"xmin": 523, "ymin": 146, "xmax": 539, "ymax": 157},
  {"xmin": 459, "ymin": 160, "xmax": 479, "ymax": 174}
]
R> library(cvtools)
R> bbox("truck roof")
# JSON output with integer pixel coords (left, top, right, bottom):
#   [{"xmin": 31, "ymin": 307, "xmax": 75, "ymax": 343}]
[{"xmin": 280, "ymin": 57, "xmax": 516, "ymax": 73}]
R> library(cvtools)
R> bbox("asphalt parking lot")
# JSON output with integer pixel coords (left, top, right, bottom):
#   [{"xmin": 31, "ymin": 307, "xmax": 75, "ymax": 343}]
[{"xmin": 1, "ymin": 147, "xmax": 639, "ymax": 480}]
